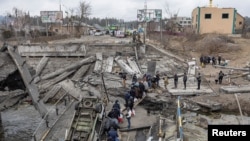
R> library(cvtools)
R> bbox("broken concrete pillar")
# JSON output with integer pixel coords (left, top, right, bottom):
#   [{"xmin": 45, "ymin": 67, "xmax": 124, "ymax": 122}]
[
  {"xmin": 35, "ymin": 56, "xmax": 49, "ymax": 76},
  {"xmin": 114, "ymin": 56, "xmax": 135, "ymax": 75},
  {"xmin": 41, "ymin": 56, "xmax": 95, "ymax": 80}
]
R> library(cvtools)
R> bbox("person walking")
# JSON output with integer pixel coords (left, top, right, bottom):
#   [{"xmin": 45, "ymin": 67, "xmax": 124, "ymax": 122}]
[
  {"xmin": 196, "ymin": 73, "xmax": 201, "ymax": 90},
  {"xmin": 124, "ymin": 91, "xmax": 130, "ymax": 108},
  {"xmin": 174, "ymin": 73, "xmax": 178, "ymax": 89},
  {"xmin": 108, "ymin": 127, "xmax": 119, "ymax": 141},
  {"xmin": 132, "ymin": 74, "xmax": 137, "ymax": 84},
  {"xmin": 218, "ymin": 70, "xmax": 225, "ymax": 84},
  {"xmin": 163, "ymin": 75, "xmax": 169, "ymax": 89},
  {"xmin": 212, "ymin": 56, "xmax": 216, "ymax": 65},
  {"xmin": 113, "ymin": 100, "xmax": 121, "ymax": 111},
  {"xmin": 146, "ymin": 74, "xmax": 152, "ymax": 88},
  {"xmin": 121, "ymin": 73, "xmax": 127, "ymax": 88},
  {"xmin": 155, "ymin": 71, "xmax": 160, "ymax": 87},
  {"xmin": 127, "ymin": 96, "xmax": 134, "ymax": 111},
  {"xmin": 183, "ymin": 72, "xmax": 187, "ymax": 90},
  {"xmin": 126, "ymin": 108, "xmax": 132, "ymax": 129}
]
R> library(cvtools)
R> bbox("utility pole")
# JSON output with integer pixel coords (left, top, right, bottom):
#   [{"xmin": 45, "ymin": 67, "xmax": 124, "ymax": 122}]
[
  {"xmin": 59, "ymin": 0, "xmax": 61, "ymax": 11},
  {"xmin": 46, "ymin": 14, "xmax": 48, "ymax": 37},
  {"xmin": 160, "ymin": 18, "xmax": 162, "ymax": 43},
  {"xmin": 143, "ymin": 0, "xmax": 147, "ymax": 44}
]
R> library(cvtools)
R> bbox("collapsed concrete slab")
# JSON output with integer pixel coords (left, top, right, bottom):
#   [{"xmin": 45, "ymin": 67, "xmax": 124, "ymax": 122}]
[
  {"xmin": 42, "ymin": 85, "xmax": 62, "ymax": 103},
  {"xmin": 0, "ymin": 53, "xmax": 17, "ymax": 82},
  {"xmin": 115, "ymin": 56, "xmax": 135, "ymax": 74},
  {"xmin": 39, "ymin": 70, "xmax": 75, "ymax": 91},
  {"xmin": 93, "ymin": 53, "xmax": 103, "ymax": 73},
  {"xmin": 127, "ymin": 57, "xmax": 141, "ymax": 74},
  {"xmin": 165, "ymin": 76, "xmax": 214, "ymax": 95},
  {"xmin": 71, "ymin": 64, "xmax": 90, "ymax": 81},
  {"xmin": 17, "ymin": 44, "xmax": 87, "ymax": 57},
  {"xmin": 7, "ymin": 46, "xmax": 47, "ymax": 117},
  {"xmin": 0, "ymin": 89, "xmax": 26, "ymax": 111},
  {"xmin": 41, "ymin": 56, "xmax": 95, "ymax": 80},
  {"xmin": 219, "ymin": 85, "xmax": 250, "ymax": 94},
  {"xmin": 102, "ymin": 57, "xmax": 114, "ymax": 73},
  {"xmin": 35, "ymin": 56, "xmax": 49, "ymax": 76},
  {"xmin": 59, "ymin": 80, "xmax": 101, "ymax": 100}
]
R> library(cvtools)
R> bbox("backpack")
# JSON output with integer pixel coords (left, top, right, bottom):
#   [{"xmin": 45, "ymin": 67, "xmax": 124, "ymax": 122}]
[
  {"xmin": 146, "ymin": 75, "xmax": 151, "ymax": 81},
  {"xmin": 127, "ymin": 99, "xmax": 132, "ymax": 106}
]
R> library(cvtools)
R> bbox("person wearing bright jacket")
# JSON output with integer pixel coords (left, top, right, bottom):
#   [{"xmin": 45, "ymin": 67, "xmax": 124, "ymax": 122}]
[{"xmin": 126, "ymin": 108, "xmax": 132, "ymax": 129}]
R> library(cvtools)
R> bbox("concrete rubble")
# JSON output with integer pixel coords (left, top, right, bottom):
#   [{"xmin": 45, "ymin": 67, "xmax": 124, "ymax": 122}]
[
  {"xmin": 220, "ymin": 85, "xmax": 250, "ymax": 94},
  {"xmin": 0, "ymin": 35, "xmax": 249, "ymax": 141}
]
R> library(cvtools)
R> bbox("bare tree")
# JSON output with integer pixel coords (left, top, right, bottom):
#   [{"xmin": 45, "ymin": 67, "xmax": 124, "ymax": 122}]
[
  {"xmin": 75, "ymin": 1, "xmax": 91, "ymax": 34},
  {"xmin": 164, "ymin": 2, "xmax": 179, "ymax": 32},
  {"xmin": 12, "ymin": 7, "xmax": 30, "ymax": 31}
]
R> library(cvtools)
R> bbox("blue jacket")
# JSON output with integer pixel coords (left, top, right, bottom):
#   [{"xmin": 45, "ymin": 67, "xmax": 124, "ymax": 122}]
[
  {"xmin": 108, "ymin": 128, "xmax": 118, "ymax": 140},
  {"xmin": 125, "ymin": 92, "xmax": 130, "ymax": 100}
]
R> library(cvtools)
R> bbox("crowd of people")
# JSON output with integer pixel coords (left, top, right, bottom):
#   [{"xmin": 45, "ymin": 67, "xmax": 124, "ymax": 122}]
[
  {"xmin": 104, "ymin": 66, "xmax": 226, "ymax": 141},
  {"xmin": 200, "ymin": 55, "xmax": 227, "ymax": 67},
  {"xmin": 199, "ymin": 55, "xmax": 226, "ymax": 84},
  {"xmin": 104, "ymin": 72, "xmax": 163, "ymax": 139}
]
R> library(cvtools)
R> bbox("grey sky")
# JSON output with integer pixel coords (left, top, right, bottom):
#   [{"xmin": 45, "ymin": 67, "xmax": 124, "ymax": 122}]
[{"xmin": 0, "ymin": 0, "xmax": 249, "ymax": 21}]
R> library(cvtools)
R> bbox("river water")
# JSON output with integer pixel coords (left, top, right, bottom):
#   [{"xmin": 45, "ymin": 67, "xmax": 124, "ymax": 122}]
[{"xmin": 0, "ymin": 104, "xmax": 41, "ymax": 141}]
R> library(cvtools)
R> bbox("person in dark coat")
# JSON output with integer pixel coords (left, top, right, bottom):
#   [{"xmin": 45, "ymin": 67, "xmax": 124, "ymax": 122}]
[
  {"xmin": 132, "ymin": 74, "xmax": 137, "ymax": 83},
  {"xmin": 113, "ymin": 108, "xmax": 120, "ymax": 119},
  {"xmin": 218, "ymin": 55, "xmax": 222, "ymax": 65},
  {"xmin": 212, "ymin": 56, "xmax": 216, "ymax": 65},
  {"xmin": 138, "ymin": 81, "xmax": 145, "ymax": 98},
  {"xmin": 124, "ymin": 91, "xmax": 130, "ymax": 107},
  {"xmin": 196, "ymin": 73, "xmax": 201, "ymax": 90},
  {"xmin": 108, "ymin": 109, "xmax": 115, "ymax": 118},
  {"xmin": 218, "ymin": 70, "xmax": 225, "ymax": 84},
  {"xmin": 207, "ymin": 56, "xmax": 211, "ymax": 64},
  {"xmin": 200, "ymin": 55, "xmax": 204, "ymax": 65},
  {"xmin": 146, "ymin": 74, "xmax": 152, "ymax": 88},
  {"xmin": 113, "ymin": 100, "xmax": 120, "ymax": 110},
  {"xmin": 127, "ymin": 96, "xmax": 134, "ymax": 110},
  {"xmin": 108, "ymin": 127, "xmax": 119, "ymax": 141},
  {"xmin": 183, "ymin": 72, "xmax": 187, "ymax": 90},
  {"xmin": 155, "ymin": 72, "xmax": 160, "ymax": 87},
  {"xmin": 174, "ymin": 73, "xmax": 178, "ymax": 88}
]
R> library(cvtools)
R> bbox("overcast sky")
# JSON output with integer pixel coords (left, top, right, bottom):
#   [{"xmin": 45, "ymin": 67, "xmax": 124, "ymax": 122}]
[{"xmin": 0, "ymin": 0, "xmax": 249, "ymax": 21}]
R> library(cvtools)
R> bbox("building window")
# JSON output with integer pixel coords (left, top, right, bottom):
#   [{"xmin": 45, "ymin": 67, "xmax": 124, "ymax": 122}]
[
  {"xmin": 55, "ymin": 29, "xmax": 58, "ymax": 32},
  {"xmin": 239, "ymin": 21, "xmax": 242, "ymax": 25},
  {"xmin": 222, "ymin": 13, "xmax": 229, "ymax": 19},
  {"xmin": 205, "ymin": 14, "xmax": 211, "ymax": 19},
  {"xmin": 180, "ymin": 21, "xmax": 183, "ymax": 24},
  {"xmin": 188, "ymin": 21, "xmax": 191, "ymax": 24},
  {"xmin": 196, "ymin": 15, "xmax": 198, "ymax": 21}
]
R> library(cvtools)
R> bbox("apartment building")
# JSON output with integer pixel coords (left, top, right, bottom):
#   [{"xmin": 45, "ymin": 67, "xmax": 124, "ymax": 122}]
[{"xmin": 174, "ymin": 17, "xmax": 192, "ymax": 27}]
